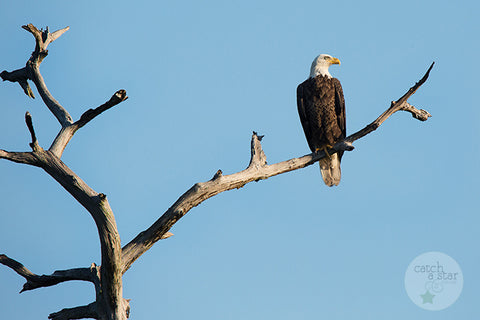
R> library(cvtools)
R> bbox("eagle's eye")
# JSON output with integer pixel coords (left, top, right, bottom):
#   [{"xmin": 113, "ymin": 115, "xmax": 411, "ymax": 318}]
[{"xmin": 324, "ymin": 56, "xmax": 329, "ymax": 60}]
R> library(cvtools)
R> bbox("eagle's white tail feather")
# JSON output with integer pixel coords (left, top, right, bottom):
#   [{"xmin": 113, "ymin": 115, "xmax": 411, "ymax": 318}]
[{"xmin": 319, "ymin": 153, "xmax": 341, "ymax": 187}]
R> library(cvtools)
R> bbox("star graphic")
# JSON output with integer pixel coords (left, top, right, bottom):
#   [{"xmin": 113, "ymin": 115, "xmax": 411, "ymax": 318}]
[{"xmin": 420, "ymin": 290, "xmax": 435, "ymax": 304}]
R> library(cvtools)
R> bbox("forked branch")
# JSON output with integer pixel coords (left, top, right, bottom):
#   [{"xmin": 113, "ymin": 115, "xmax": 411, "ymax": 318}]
[
  {"xmin": 1, "ymin": 24, "xmax": 72, "ymax": 125},
  {"xmin": 1, "ymin": 25, "xmax": 128, "ymax": 158}
]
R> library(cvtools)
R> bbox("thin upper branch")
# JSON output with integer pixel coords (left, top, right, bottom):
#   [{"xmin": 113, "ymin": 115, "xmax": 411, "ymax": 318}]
[
  {"xmin": 49, "ymin": 90, "xmax": 129, "ymax": 157},
  {"xmin": 345, "ymin": 62, "xmax": 434, "ymax": 144},
  {"xmin": 121, "ymin": 62, "xmax": 434, "ymax": 273},
  {"xmin": 76, "ymin": 90, "xmax": 128, "ymax": 128},
  {"xmin": 22, "ymin": 24, "xmax": 73, "ymax": 126},
  {"xmin": 27, "ymin": 63, "xmax": 73, "ymax": 126},
  {"xmin": 0, "ymin": 254, "xmax": 95, "ymax": 293}
]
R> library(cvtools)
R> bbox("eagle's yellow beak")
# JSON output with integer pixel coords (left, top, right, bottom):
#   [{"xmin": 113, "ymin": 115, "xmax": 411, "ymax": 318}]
[{"xmin": 330, "ymin": 57, "xmax": 341, "ymax": 65}]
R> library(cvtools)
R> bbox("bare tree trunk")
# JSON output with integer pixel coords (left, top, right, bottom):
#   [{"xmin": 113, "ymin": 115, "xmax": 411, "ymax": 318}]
[
  {"xmin": 1, "ymin": 24, "xmax": 129, "ymax": 320},
  {"xmin": 0, "ymin": 24, "xmax": 433, "ymax": 319}
]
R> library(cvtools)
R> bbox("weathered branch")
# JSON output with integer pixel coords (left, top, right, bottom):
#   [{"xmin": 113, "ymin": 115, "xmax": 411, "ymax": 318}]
[
  {"xmin": 344, "ymin": 62, "xmax": 434, "ymax": 144},
  {"xmin": 48, "ymin": 302, "xmax": 99, "ymax": 320},
  {"xmin": 401, "ymin": 102, "xmax": 431, "ymax": 121},
  {"xmin": 121, "ymin": 63, "xmax": 434, "ymax": 273},
  {"xmin": 2, "ymin": 138, "xmax": 125, "ymax": 318},
  {"xmin": 248, "ymin": 131, "xmax": 267, "ymax": 168},
  {"xmin": 1, "ymin": 25, "xmax": 72, "ymax": 125},
  {"xmin": 0, "ymin": 112, "xmax": 42, "ymax": 165},
  {"xmin": 2, "ymin": 24, "xmax": 128, "ymax": 159},
  {"xmin": 1, "ymin": 146, "xmax": 126, "ymax": 317},
  {"xmin": 120, "ymin": 134, "xmax": 330, "ymax": 272},
  {"xmin": 25, "ymin": 111, "xmax": 41, "ymax": 151},
  {"xmin": 1, "ymin": 24, "xmax": 128, "ymax": 320},
  {"xmin": 22, "ymin": 24, "xmax": 70, "ymax": 65},
  {"xmin": 77, "ymin": 90, "xmax": 128, "ymax": 128},
  {"xmin": 1, "ymin": 22, "xmax": 434, "ymax": 319},
  {"xmin": 28, "ymin": 62, "xmax": 73, "ymax": 126},
  {"xmin": 0, "ymin": 68, "xmax": 34, "ymax": 98},
  {"xmin": 24, "ymin": 24, "xmax": 73, "ymax": 125},
  {"xmin": 28, "ymin": 151, "xmax": 125, "ymax": 318},
  {"xmin": 49, "ymin": 90, "xmax": 129, "ymax": 157},
  {"xmin": 47, "ymin": 299, "xmax": 129, "ymax": 320},
  {"xmin": 0, "ymin": 254, "xmax": 95, "ymax": 293},
  {"xmin": 0, "ymin": 149, "xmax": 40, "ymax": 166}
]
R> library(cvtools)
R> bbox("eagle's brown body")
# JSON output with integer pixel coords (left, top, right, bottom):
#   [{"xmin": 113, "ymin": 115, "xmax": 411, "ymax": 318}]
[{"xmin": 297, "ymin": 75, "xmax": 346, "ymax": 186}]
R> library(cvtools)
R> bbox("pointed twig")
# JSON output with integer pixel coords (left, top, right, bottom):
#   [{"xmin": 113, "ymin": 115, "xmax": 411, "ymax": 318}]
[
  {"xmin": 25, "ymin": 112, "xmax": 41, "ymax": 151},
  {"xmin": 248, "ymin": 131, "xmax": 267, "ymax": 169},
  {"xmin": 47, "ymin": 26, "xmax": 70, "ymax": 46}
]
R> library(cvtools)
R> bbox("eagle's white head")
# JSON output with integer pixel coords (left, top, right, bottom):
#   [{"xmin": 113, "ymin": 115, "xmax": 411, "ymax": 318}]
[{"xmin": 309, "ymin": 54, "xmax": 341, "ymax": 79}]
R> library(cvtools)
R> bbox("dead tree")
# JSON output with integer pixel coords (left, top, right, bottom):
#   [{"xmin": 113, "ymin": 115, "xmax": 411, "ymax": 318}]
[{"xmin": 0, "ymin": 24, "xmax": 433, "ymax": 320}]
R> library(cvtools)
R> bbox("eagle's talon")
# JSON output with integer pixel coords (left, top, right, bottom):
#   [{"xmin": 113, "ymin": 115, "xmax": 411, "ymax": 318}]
[{"xmin": 321, "ymin": 145, "xmax": 333, "ymax": 160}]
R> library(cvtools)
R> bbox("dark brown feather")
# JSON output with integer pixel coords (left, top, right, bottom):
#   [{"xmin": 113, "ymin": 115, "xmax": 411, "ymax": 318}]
[{"xmin": 296, "ymin": 75, "xmax": 346, "ymax": 159}]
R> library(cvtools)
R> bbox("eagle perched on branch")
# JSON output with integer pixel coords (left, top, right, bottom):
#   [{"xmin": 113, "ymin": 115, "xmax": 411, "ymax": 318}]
[{"xmin": 297, "ymin": 54, "xmax": 346, "ymax": 186}]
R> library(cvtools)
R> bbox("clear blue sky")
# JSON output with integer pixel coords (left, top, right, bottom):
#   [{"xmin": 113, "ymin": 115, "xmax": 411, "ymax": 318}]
[{"xmin": 1, "ymin": 0, "xmax": 478, "ymax": 319}]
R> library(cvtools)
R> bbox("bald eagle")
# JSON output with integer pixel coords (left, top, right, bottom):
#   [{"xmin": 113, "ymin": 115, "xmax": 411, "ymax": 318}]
[{"xmin": 297, "ymin": 54, "xmax": 346, "ymax": 186}]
